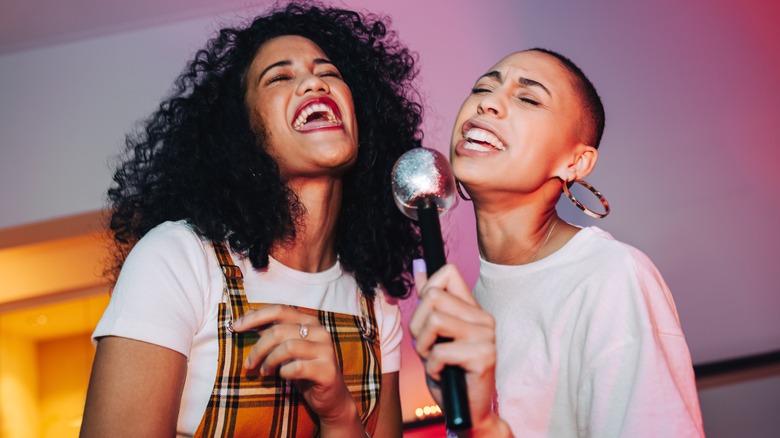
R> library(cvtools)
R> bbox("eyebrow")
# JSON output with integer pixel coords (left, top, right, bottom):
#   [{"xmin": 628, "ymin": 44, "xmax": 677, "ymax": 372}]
[
  {"xmin": 257, "ymin": 58, "xmax": 335, "ymax": 84},
  {"xmin": 479, "ymin": 70, "xmax": 552, "ymax": 97}
]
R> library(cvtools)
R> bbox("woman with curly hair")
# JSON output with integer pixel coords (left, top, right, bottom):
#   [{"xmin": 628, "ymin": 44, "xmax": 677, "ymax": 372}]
[{"xmin": 80, "ymin": 2, "xmax": 422, "ymax": 436}]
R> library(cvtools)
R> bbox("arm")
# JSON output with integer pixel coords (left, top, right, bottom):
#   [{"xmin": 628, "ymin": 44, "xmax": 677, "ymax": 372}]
[
  {"xmin": 409, "ymin": 264, "xmax": 513, "ymax": 437},
  {"xmin": 80, "ymin": 336, "xmax": 187, "ymax": 438},
  {"xmin": 372, "ymin": 372, "xmax": 402, "ymax": 438}
]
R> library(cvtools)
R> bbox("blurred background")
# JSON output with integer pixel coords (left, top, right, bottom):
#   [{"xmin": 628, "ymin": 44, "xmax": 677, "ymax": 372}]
[{"xmin": 1, "ymin": 0, "xmax": 779, "ymax": 436}]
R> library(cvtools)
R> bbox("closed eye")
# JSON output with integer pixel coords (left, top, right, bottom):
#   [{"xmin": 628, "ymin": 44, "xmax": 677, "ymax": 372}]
[
  {"xmin": 471, "ymin": 86, "xmax": 492, "ymax": 94},
  {"xmin": 267, "ymin": 74, "xmax": 291, "ymax": 85},
  {"xmin": 520, "ymin": 97, "xmax": 540, "ymax": 106},
  {"xmin": 319, "ymin": 71, "xmax": 342, "ymax": 79}
]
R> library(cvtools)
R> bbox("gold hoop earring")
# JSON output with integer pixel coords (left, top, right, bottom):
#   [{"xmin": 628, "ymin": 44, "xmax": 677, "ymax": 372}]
[
  {"xmin": 562, "ymin": 179, "xmax": 610, "ymax": 218},
  {"xmin": 456, "ymin": 179, "xmax": 472, "ymax": 201}
]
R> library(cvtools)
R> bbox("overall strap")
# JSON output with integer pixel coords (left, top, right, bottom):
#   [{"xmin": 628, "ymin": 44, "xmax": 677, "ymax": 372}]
[{"xmin": 211, "ymin": 241, "xmax": 247, "ymax": 329}]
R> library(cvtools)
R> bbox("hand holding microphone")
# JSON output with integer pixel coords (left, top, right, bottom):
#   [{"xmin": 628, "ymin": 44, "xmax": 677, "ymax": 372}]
[{"xmin": 391, "ymin": 148, "xmax": 472, "ymax": 431}]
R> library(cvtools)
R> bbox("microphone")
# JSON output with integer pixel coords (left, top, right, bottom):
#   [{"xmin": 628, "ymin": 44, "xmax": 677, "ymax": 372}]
[{"xmin": 391, "ymin": 147, "xmax": 472, "ymax": 431}]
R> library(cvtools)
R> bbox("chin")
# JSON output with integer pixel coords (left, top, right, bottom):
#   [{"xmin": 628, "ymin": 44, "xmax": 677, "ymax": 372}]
[
  {"xmin": 319, "ymin": 153, "xmax": 358, "ymax": 174},
  {"xmin": 452, "ymin": 163, "xmax": 487, "ymax": 191}
]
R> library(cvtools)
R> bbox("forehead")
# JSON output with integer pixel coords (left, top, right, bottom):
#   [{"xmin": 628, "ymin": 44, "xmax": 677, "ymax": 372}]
[
  {"xmin": 487, "ymin": 50, "xmax": 576, "ymax": 96},
  {"xmin": 250, "ymin": 35, "xmax": 328, "ymax": 69}
]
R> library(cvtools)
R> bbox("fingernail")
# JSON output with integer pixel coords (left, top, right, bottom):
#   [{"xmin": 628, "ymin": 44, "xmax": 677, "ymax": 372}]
[
  {"xmin": 244, "ymin": 357, "xmax": 251, "ymax": 368},
  {"xmin": 413, "ymin": 258, "xmax": 426, "ymax": 275}
]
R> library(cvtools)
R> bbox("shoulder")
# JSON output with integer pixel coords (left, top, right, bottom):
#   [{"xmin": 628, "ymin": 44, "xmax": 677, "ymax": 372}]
[
  {"xmin": 574, "ymin": 227, "xmax": 683, "ymax": 334},
  {"xmin": 126, "ymin": 221, "xmax": 212, "ymax": 269},
  {"xmin": 118, "ymin": 220, "xmax": 218, "ymax": 294},
  {"xmin": 97, "ymin": 221, "xmax": 222, "ymax": 356},
  {"xmin": 135, "ymin": 220, "xmax": 208, "ymax": 254},
  {"xmin": 569, "ymin": 227, "xmax": 662, "ymax": 283}
]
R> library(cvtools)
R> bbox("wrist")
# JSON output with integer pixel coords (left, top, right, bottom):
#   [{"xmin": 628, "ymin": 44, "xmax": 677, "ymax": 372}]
[{"xmin": 319, "ymin": 396, "xmax": 363, "ymax": 436}]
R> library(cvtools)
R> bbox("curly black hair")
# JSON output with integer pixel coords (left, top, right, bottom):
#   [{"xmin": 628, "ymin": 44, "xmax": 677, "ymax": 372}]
[{"xmin": 107, "ymin": 0, "xmax": 423, "ymax": 299}]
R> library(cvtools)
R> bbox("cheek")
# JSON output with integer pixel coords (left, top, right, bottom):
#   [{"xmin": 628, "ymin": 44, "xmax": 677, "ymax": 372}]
[
  {"xmin": 333, "ymin": 85, "xmax": 357, "ymax": 134},
  {"xmin": 247, "ymin": 94, "xmax": 268, "ymax": 126},
  {"xmin": 342, "ymin": 86, "xmax": 355, "ymax": 108},
  {"xmin": 512, "ymin": 116, "xmax": 560, "ymax": 146},
  {"xmin": 344, "ymin": 92, "xmax": 358, "ymax": 128}
]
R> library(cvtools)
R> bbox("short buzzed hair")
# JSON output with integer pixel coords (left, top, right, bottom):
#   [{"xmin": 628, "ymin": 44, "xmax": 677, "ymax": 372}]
[{"xmin": 525, "ymin": 48, "xmax": 605, "ymax": 149}]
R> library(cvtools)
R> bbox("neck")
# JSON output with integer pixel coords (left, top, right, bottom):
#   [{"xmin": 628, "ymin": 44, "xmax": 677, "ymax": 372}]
[
  {"xmin": 271, "ymin": 177, "xmax": 342, "ymax": 272},
  {"xmin": 471, "ymin": 181, "xmax": 576, "ymax": 265}
]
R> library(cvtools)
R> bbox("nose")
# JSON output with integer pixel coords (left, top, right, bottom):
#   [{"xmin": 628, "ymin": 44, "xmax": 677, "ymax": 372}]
[
  {"xmin": 476, "ymin": 92, "xmax": 505, "ymax": 117},
  {"xmin": 297, "ymin": 72, "xmax": 330, "ymax": 95}
]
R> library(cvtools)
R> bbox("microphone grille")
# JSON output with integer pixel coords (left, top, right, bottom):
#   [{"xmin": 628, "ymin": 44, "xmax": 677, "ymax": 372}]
[{"xmin": 391, "ymin": 148, "xmax": 456, "ymax": 220}]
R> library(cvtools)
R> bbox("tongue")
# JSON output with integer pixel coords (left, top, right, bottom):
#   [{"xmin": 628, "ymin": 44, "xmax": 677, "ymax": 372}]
[{"xmin": 299, "ymin": 119, "xmax": 339, "ymax": 132}]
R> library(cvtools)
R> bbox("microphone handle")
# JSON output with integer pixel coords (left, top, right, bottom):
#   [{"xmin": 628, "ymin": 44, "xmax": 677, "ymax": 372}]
[{"xmin": 416, "ymin": 199, "xmax": 472, "ymax": 431}]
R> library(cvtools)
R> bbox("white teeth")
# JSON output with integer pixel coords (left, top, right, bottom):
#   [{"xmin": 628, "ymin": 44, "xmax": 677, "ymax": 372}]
[
  {"xmin": 293, "ymin": 102, "xmax": 342, "ymax": 131},
  {"xmin": 463, "ymin": 141, "xmax": 494, "ymax": 152},
  {"xmin": 464, "ymin": 128, "xmax": 506, "ymax": 151}
]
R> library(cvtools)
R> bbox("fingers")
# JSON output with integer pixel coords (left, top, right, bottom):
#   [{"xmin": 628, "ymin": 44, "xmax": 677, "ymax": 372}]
[
  {"xmin": 426, "ymin": 339, "xmax": 504, "ymax": 436},
  {"xmin": 228, "ymin": 305, "xmax": 354, "ymax": 421},
  {"xmin": 411, "ymin": 303, "xmax": 493, "ymax": 356},
  {"xmin": 231, "ymin": 304, "xmax": 319, "ymax": 332},
  {"xmin": 418, "ymin": 264, "xmax": 476, "ymax": 305},
  {"xmin": 409, "ymin": 264, "xmax": 497, "ymax": 391},
  {"xmin": 271, "ymin": 347, "xmax": 339, "ymax": 383},
  {"xmin": 423, "ymin": 340, "xmax": 497, "ymax": 382},
  {"xmin": 230, "ymin": 305, "xmax": 327, "ymax": 375},
  {"xmin": 409, "ymin": 286, "xmax": 494, "ymax": 353},
  {"xmin": 411, "ymin": 302, "xmax": 495, "ymax": 364},
  {"xmin": 243, "ymin": 322, "xmax": 329, "ymax": 373}
]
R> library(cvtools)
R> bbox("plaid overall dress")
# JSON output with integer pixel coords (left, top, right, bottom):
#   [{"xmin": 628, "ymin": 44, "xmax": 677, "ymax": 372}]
[{"xmin": 194, "ymin": 242, "xmax": 382, "ymax": 437}]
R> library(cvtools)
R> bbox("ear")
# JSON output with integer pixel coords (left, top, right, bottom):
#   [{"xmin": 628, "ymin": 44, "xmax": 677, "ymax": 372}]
[{"xmin": 558, "ymin": 143, "xmax": 598, "ymax": 182}]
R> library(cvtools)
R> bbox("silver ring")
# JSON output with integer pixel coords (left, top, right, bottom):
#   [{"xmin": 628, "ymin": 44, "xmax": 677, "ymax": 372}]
[{"xmin": 299, "ymin": 324, "xmax": 308, "ymax": 339}]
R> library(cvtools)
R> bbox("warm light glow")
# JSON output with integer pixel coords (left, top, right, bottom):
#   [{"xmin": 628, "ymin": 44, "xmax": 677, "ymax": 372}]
[
  {"xmin": 0, "ymin": 233, "xmax": 110, "ymax": 305},
  {"xmin": 414, "ymin": 404, "xmax": 442, "ymax": 419},
  {"xmin": 30, "ymin": 314, "xmax": 48, "ymax": 326}
]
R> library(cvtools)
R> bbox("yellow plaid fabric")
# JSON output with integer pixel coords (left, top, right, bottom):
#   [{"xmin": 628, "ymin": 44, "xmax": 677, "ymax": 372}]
[{"xmin": 194, "ymin": 242, "xmax": 382, "ymax": 437}]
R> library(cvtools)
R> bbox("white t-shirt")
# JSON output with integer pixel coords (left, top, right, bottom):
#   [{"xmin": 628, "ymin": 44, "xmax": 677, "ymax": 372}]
[
  {"xmin": 475, "ymin": 226, "xmax": 703, "ymax": 437},
  {"xmin": 92, "ymin": 220, "xmax": 403, "ymax": 436}
]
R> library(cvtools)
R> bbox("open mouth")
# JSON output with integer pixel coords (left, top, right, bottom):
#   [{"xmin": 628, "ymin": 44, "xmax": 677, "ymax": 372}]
[
  {"xmin": 292, "ymin": 97, "xmax": 343, "ymax": 132},
  {"xmin": 463, "ymin": 127, "xmax": 506, "ymax": 152}
]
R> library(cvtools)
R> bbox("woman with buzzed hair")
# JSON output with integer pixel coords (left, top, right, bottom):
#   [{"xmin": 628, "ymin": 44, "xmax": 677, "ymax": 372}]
[{"xmin": 410, "ymin": 48, "xmax": 703, "ymax": 437}]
